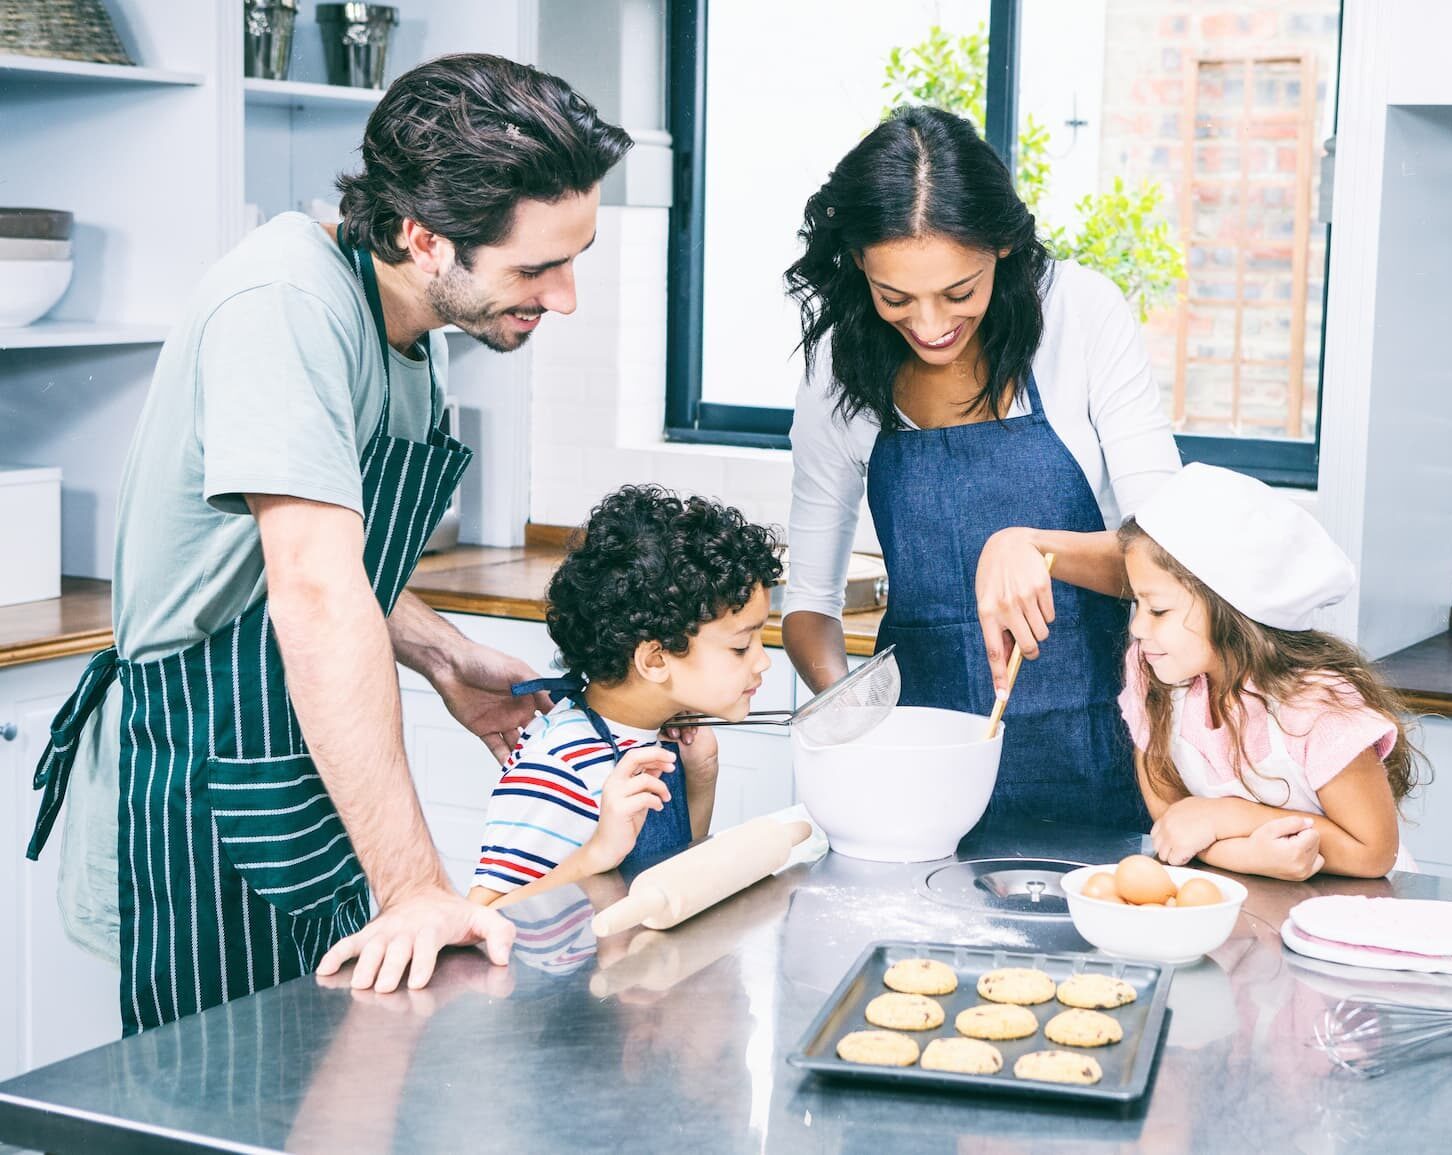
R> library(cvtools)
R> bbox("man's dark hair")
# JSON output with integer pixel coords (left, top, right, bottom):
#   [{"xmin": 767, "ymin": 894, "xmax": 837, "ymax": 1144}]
[
  {"xmin": 546, "ymin": 486, "xmax": 784, "ymax": 685},
  {"xmin": 337, "ymin": 53, "xmax": 632, "ymax": 264}
]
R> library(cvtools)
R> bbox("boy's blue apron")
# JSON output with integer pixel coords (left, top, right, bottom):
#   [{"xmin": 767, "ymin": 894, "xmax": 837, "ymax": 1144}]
[
  {"xmin": 26, "ymin": 227, "xmax": 473, "ymax": 1034},
  {"xmin": 511, "ymin": 674, "xmax": 692, "ymax": 873},
  {"xmin": 866, "ymin": 371, "xmax": 1147, "ymax": 831}
]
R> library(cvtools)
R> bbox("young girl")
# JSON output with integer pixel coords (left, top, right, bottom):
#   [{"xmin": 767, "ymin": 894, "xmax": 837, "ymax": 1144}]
[{"xmin": 1117, "ymin": 464, "xmax": 1423, "ymax": 880}]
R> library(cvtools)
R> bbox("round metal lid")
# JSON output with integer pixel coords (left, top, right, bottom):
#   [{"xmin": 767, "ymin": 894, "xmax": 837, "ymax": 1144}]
[{"xmin": 918, "ymin": 857, "xmax": 1089, "ymax": 919}]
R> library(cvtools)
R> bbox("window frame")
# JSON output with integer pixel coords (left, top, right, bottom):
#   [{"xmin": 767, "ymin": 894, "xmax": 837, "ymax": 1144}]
[{"xmin": 664, "ymin": 0, "xmax": 1334, "ymax": 487}]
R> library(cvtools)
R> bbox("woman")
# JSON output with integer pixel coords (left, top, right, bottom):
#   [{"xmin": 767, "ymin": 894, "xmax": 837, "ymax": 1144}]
[{"xmin": 782, "ymin": 105, "xmax": 1180, "ymax": 829}]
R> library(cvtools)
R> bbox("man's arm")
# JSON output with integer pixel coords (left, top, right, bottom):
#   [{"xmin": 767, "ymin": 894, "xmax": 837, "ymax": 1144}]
[{"xmin": 249, "ymin": 494, "xmax": 515, "ymax": 991}]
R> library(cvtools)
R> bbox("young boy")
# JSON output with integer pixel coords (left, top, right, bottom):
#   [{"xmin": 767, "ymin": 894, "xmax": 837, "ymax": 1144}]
[{"xmin": 469, "ymin": 485, "xmax": 782, "ymax": 906}]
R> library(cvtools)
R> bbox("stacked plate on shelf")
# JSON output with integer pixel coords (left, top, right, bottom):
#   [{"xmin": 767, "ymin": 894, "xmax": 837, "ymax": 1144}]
[{"xmin": 0, "ymin": 208, "xmax": 75, "ymax": 327}]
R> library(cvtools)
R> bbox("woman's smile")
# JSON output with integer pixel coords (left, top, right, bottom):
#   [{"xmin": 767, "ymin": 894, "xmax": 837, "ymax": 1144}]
[{"xmin": 906, "ymin": 321, "xmax": 965, "ymax": 350}]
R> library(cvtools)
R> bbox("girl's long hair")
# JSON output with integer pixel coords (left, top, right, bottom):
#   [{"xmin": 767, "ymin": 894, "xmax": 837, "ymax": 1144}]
[
  {"xmin": 1118, "ymin": 518, "xmax": 1427, "ymax": 807},
  {"xmin": 784, "ymin": 105, "xmax": 1050, "ymax": 429}
]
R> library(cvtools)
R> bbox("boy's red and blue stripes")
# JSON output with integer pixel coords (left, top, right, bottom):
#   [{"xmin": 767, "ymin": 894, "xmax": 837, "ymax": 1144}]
[{"xmin": 473, "ymin": 700, "xmax": 655, "ymax": 893}]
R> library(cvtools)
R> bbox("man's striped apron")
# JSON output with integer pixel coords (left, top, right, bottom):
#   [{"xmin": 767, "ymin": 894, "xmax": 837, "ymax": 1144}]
[{"xmin": 27, "ymin": 227, "xmax": 472, "ymax": 1035}]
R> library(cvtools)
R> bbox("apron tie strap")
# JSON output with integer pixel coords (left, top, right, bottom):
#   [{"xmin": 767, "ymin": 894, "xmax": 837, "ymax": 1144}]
[
  {"xmin": 511, "ymin": 672, "xmax": 586, "ymax": 705},
  {"xmin": 27, "ymin": 646, "xmax": 120, "ymax": 860}
]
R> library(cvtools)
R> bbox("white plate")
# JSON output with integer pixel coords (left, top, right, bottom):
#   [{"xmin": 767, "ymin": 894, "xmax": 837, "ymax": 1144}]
[{"xmin": 1281, "ymin": 919, "xmax": 1452, "ymax": 975}]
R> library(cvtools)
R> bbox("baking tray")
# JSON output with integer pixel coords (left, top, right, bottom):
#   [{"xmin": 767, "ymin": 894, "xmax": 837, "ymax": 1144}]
[{"xmin": 787, "ymin": 940, "xmax": 1173, "ymax": 1104}]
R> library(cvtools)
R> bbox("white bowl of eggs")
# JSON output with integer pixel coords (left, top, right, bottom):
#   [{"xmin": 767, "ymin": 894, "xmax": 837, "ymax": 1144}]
[{"xmin": 1062, "ymin": 856, "xmax": 1247, "ymax": 965}]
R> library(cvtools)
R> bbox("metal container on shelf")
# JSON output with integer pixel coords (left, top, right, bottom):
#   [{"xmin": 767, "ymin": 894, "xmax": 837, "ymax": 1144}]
[
  {"xmin": 316, "ymin": 4, "xmax": 398, "ymax": 90},
  {"xmin": 243, "ymin": 0, "xmax": 298, "ymax": 81}
]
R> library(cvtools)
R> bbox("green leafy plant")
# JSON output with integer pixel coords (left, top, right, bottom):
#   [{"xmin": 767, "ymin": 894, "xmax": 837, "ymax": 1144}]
[{"xmin": 883, "ymin": 25, "xmax": 1185, "ymax": 320}]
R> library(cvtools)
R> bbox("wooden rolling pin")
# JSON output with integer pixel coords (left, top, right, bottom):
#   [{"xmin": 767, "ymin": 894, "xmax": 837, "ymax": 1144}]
[{"xmin": 591, "ymin": 816, "xmax": 813, "ymax": 938}]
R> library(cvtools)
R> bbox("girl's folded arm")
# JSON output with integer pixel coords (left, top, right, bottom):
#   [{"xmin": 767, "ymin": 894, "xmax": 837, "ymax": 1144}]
[
  {"xmin": 1182, "ymin": 748, "xmax": 1398, "ymax": 877},
  {"xmin": 1134, "ymin": 749, "xmax": 1187, "ymax": 821}
]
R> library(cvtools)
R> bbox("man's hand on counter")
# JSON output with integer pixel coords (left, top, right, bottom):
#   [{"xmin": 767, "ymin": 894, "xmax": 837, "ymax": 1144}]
[{"xmin": 316, "ymin": 882, "xmax": 517, "ymax": 993}]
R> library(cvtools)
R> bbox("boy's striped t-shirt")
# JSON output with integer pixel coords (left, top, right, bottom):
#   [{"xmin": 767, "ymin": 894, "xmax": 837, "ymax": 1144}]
[{"xmin": 473, "ymin": 698, "xmax": 660, "ymax": 894}]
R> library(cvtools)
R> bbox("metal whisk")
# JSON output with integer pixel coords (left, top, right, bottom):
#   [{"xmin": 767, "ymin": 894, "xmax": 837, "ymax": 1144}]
[{"xmin": 1312, "ymin": 997, "xmax": 1452, "ymax": 1078}]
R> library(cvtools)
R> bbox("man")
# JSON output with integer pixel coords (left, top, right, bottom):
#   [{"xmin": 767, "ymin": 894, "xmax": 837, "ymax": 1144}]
[{"xmin": 28, "ymin": 54, "xmax": 632, "ymax": 1035}]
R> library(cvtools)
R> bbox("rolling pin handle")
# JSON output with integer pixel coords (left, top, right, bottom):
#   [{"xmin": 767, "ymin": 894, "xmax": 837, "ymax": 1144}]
[
  {"xmin": 782, "ymin": 820, "xmax": 813, "ymax": 847},
  {"xmin": 590, "ymin": 888, "xmax": 667, "ymax": 938}
]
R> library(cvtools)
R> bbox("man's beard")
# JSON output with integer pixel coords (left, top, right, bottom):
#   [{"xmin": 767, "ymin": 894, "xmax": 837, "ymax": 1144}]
[{"xmin": 426, "ymin": 264, "xmax": 541, "ymax": 353}]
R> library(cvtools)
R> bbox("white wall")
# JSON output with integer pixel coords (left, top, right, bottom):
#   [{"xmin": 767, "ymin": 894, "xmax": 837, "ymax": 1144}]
[
  {"xmin": 1354, "ymin": 105, "xmax": 1452, "ymax": 655},
  {"xmin": 1399, "ymin": 715, "xmax": 1452, "ymax": 875},
  {"xmin": 1315, "ymin": 0, "xmax": 1452, "ymax": 656}
]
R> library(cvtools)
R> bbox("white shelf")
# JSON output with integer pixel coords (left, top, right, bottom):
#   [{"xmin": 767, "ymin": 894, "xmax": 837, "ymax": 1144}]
[
  {"xmin": 244, "ymin": 78, "xmax": 383, "ymax": 111},
  {"xmin": 0, "ymin": 321, "xmax": 170, "ymax": 351},
  {"xmin": 0, "ymin": 53, "xmax": 203, "ymax": 88}
]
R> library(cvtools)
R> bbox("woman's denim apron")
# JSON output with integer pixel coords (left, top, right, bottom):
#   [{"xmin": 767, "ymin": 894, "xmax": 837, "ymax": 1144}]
[{"xmin": 866, "ymin": 372, "xmax": 1147, "ymax": 830}]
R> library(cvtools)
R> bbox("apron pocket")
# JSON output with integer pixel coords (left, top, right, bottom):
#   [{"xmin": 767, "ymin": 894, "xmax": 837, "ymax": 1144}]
[{"xmin": 205, "ymin": 752, "xmax": 364, "ymax": 920}]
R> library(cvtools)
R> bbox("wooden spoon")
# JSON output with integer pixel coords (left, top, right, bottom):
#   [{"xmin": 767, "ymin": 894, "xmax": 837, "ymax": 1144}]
[{"xmin": 983, "ymin": 552, "xmax": 1056, "ymax": 740}]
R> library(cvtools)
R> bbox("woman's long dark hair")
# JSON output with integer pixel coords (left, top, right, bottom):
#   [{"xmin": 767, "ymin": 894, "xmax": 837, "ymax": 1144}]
[{"xmin": 785, "ymin": 105, "xmax": 1050, "ymax": 428}]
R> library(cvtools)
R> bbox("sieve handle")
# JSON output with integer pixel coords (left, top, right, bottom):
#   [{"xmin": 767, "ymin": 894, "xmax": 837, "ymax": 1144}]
[
  {"xmin": 983, "ymin": 553, "xmax": 1056, "ymax": 740},
  {"xmin": 667, "ymin": 717, "xmax": 795, "ymax": 726},
  {"xmin": 669, "ymin": 711, "xmax": 794, "ymax": 729}
]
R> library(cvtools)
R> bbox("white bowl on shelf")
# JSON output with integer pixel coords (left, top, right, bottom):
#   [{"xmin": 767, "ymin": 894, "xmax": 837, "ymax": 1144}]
[
  {"xmin": 792, "ymin": 706, "xmax": 1001, "ymax": 862},
  {"xmin": 0, "ymin": 238, "xmax": 72, "ymax": 261},
  {"xmin": 1062, "ymin": 863, "xmax": 1248, "ymax": 965},
  {"xmin": 0, "ymin": 258, "xmax": 73, "ymax": 326}
]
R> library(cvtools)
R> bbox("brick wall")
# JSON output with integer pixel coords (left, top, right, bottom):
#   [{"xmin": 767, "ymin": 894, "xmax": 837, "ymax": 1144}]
[{"xmin": 1099, "ymin": 0, "xmax": 1341, "ymax": 438}]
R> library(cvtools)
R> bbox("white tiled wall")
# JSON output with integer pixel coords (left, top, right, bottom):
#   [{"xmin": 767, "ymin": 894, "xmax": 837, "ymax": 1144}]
[{"xmin": 528, "ymin": 205, "xmax": 877, "ymax": 551}]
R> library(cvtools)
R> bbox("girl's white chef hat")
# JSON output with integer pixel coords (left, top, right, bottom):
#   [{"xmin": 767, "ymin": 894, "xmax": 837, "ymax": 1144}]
[{"xmin": 1131, "ymin": 463, "xmax": 1355, "ymax": 631}]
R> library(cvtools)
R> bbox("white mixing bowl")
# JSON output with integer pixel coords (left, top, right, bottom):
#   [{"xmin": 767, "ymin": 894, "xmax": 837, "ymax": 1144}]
[
  {"xmin": 1062, "ymin": 864, "xmax": 1248, "ymax": 965},
  {"xmin": 0, "ymin": 258, "xmax": 73, "ymax": 326},
  {"xmin": 792, "ymin": 706, "xmax": 1001, "ymax": 862}
]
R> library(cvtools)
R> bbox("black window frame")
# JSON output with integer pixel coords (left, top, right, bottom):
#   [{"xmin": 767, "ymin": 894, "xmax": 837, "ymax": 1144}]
[{"xmin": 664, "ymin": 0, "xmax": 1333, "ymax": 486}]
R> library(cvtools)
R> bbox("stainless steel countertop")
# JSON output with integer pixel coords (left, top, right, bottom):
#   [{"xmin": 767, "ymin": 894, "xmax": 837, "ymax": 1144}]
[{"xmin": 3, "ymin": 820, "xmax": 1451, "ymax": 1154}]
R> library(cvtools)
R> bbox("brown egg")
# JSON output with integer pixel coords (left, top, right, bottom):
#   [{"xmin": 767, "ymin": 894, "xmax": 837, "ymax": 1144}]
[
  {"xmin": 1081, "ymin": 872, "xmax": 1122, "ymax": 903},
  {"xmin": 1175, "ymin": 877, "xmax": 1225, "ymax": 907},
  {"xmin": 1114, "ymin": 855, "xmax": 1178, "ymax": 905}
]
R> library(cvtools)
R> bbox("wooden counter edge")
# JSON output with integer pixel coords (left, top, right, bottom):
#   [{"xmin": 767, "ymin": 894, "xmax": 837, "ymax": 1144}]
[{"xmin": 0, "ymin": 628, "xmax": 115, "ymax": 669}]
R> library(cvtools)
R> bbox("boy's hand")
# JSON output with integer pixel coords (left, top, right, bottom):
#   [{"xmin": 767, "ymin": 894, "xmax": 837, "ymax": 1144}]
[
  {"xmin": 664, "ymin": 722, "xmax": 720, "ymax": 783},
  {"xmin": 583, "ymin": 747, "xmax": 676, "ymax": 873},
  {"xmin": 1151, "ymin": 797, "xmax": 1222, "ymax": 866},
  {"xmin": 1246, "ymin": 816, "xmax": 1324, "ymax": 881}
]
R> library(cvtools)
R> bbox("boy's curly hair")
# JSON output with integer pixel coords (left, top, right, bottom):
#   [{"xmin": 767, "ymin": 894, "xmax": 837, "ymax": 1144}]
[{"xmin": 546, "ymin": 486, "xmax": 783, "ymax": 685}]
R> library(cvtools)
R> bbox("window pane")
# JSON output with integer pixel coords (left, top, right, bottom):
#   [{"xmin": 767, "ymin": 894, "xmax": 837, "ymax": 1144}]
[
  {"xmin": 1018, "ymin": 0, "xmax": 1340, "ymax": 441},
  {"xmin": 700, "ymin": 1, "xmax": 992, "ymax": 411}
]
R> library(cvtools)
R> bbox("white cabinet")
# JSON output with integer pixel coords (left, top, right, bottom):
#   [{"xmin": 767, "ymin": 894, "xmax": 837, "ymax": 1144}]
[
  {"xmin": 399, "ymin": 614, "xmax": 800, "ymax": 887},
  {"xmin": 399, "ymin": 614, "xmax": 561, "ymax": 893},
  {"xmin": 708, "ymin": 649, "xmax": 798, "ymax": 832},
  {"xmin": 0, "ymin": 655, "xmax": 122, "ymax": 1082}
]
